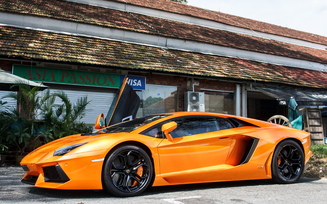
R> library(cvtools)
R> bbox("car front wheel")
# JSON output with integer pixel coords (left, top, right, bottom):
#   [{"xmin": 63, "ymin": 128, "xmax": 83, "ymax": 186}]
[
  {"xmin": 271, "ymin": 140, "xmax": 304, "ymax": 183},
  {"xmin": 102, "ymin": 145, "xmax": 153, "ymax": 197}
]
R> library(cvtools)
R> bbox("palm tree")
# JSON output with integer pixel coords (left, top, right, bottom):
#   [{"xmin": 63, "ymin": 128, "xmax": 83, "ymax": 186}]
[
  {"xmin": 2, "ymin": 83, "xmax": 92, "ymax": 154},
  {"xmin": 40, "ymin": 90, "xmax": 91, "ymax": 140},
  {"xmin": 2, "ymin": 83, "xmax": 42, "ymax": 154}
]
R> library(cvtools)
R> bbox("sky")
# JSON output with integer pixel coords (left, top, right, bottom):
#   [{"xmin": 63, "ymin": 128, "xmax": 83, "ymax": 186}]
[{"xmin": 187, "ymin": 0, "xmax": 327, "ymax": 37}]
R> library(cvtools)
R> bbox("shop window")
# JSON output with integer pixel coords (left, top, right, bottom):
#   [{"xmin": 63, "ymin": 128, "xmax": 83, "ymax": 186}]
[
  {"xmin": 205, "ymin": 92, "xmax": 234, "ymax": 114},
  {"xmin": 35, "ymin": 88, "xmax": 115, "ymax": 125},
  {"xmin": 138, "ymin": 84, "xmax": 177, "ymax": 116},
  {"xmin": 0, "ymin": 91, "xmax": 17, "ymax": 111}
]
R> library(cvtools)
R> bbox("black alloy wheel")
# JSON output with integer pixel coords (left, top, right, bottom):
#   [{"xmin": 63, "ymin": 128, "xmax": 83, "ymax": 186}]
[
  {"xmin": 102, "ymin": 145, "xmax": 153, "ymax": 197},
  {"xmin": 272, "ymin": 140, "xmax": 304, "ymax": 183}
]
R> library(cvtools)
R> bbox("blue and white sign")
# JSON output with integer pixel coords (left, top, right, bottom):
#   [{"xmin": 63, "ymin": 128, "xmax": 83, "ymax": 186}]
[{"xmin": 120, "ymin": 75, "xmax": 146, "ymax": 90}]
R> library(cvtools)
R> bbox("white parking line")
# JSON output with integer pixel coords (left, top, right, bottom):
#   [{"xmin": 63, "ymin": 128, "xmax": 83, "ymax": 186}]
[{"xmin": 162, "ymin": 196, "xmax": 202, "ymax": 204}]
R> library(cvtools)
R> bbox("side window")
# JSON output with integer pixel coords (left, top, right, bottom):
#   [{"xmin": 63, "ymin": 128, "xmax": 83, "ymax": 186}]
[
  {"xmin": 142, "ymin": 116, "xmax": 234, "ymax": 138},
  {"xmin": 171, "ymin": 117, "xmax": 219, "ymax": 138},
  {"xmin": 142, "ymin": 126, "xmax": 163, "ymax": 138},
  {"xmin": 216, "ymin": 118, "xmax": 234, "ymax": 130}
]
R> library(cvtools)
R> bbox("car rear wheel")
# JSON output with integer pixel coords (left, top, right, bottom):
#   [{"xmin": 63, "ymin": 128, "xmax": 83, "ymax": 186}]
[
  {"xmin": 102, "ymin": 145, "xmax": 153, "ymax": 197},
  {"xmin": 271, "ymin": 140, "xmax": 304, "ymax": 183}
]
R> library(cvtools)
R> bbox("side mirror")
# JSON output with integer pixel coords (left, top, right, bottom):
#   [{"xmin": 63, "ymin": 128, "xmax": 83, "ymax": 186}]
[
  {"xmin": 161, "ymin": 121, "xmax": 177, "ymax": 142},
  {"xmin": 94, "ymin": 113, "xmax": 106, "ymax": 129}
]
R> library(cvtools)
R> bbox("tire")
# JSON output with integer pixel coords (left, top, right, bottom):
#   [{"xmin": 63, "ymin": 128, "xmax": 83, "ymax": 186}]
[
  {"xmin": 271, "ymin": 140, "xmax": 304, "ymax": 184},
  {"xmin": 102, "ymin": 145, "xmax": 153, "ymax": 197}
]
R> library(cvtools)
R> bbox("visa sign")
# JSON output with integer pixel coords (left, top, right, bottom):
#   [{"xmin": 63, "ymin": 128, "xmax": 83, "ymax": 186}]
[{"xmin": 120, "ymin": 76, "xmax": 146, "ymax": 90}]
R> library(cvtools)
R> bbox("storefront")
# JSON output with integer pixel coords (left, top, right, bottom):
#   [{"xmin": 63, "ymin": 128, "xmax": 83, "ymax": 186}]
[
  {"xmin": 6, "ymin": 65, "xmax": 183, "ymax": 125},
  {"xmin": 10, "ymin": 65, "xmax": 140, "ymax": 124},
  {"xmin": 0, "ymin": 64, "xmax": 242, "ymax": 126},
  {"xmin": 5, "ymin": 63, "xmax": 327, "ymax": 143},
  {"xmin": 247, "ymin": 86, "xmax": 327, "ymax": 144}
]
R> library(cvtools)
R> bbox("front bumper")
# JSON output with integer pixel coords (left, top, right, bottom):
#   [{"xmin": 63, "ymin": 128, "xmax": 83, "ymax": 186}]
[{"xmin": 21, "ymin": 154, "xmax": 104, "ymax": 190}]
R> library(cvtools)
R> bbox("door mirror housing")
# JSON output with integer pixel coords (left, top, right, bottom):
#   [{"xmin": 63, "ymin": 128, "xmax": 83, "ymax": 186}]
[
  {"xmin": 94, "ymin": 113, "xmax": 106, "ymax": 129},
  {"xmin": 161, "ymin": 121, "xmax": 177, "ymax": 141}
]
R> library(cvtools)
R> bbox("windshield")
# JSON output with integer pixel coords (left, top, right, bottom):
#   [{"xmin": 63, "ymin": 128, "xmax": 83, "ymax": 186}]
[{"xmin": 104, "ymin": 114, "xmax": 170, "ymax": 133}]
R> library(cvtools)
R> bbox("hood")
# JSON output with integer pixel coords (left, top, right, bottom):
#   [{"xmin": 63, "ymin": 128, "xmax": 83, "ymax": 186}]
[
  {"xmin": 21, "ymin": 133, "xmax": 111, "ymax": 164},
  {"xmin": 27, "ymin": 134, "xmax": 90, "ymax": 154}
]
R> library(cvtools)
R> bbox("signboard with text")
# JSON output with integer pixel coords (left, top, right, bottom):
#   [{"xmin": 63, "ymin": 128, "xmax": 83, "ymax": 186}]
[
  {"xmin": 120, "ymin": 75, "xmax": 146, "ymax": 90},
  {"xmin": 13, "ymin": 65, "xmax": 145, "ymax": 90}
]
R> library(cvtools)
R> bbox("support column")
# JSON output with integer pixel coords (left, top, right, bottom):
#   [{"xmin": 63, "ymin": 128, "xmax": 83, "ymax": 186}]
[
  {"xmin": 235, "ymin": 84, "xmax": 247, "ymax": 117},
  {"xmin": 235, "ymin": 84, "xmax": 241, "ymax": 116},
  {"xmin": 241, "ymin": 84, "xmax": 247, "ymax": 117}
]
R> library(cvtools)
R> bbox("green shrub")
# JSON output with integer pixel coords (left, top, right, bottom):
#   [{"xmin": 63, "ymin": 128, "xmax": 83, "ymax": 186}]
[
  {"xmin": 311, "ymin": 144, "xmax": 327, "ymax": 156},
  {"xmin": 303, "ymin": 144, "xmax": 327, "ymax": 178},
  {"xmin": 0, "ymin": 83, "xmax": 93, "ymax": 154}
]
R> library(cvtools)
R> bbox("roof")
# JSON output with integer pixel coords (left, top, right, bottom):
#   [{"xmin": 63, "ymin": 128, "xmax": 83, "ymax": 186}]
[
  {"xmin": 0, "ymin": 0, "xmax": 327, "ymax": 89},
  {"xmin": 1, "ymin": 0, "xmax": 326, "ymax": 64},
  {"xmin": 1, "ymin": 25, "xmax": 327, "ymax": 89},
  {"xmin": 114, "ymin": 0, "xmax": 327, "ymax": 45}
]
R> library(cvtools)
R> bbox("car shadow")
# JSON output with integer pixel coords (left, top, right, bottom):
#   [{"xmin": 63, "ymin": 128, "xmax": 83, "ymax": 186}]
[
  {"xmin": 146, "ymin": 179, "xmax": 272, "ymax": 195},
  {"xmin": 148, "ymin": 177, "xmax": 321, "ymax": 194},
  {"xmin": 27, "ymin": 187, "xmax": 109, "ymax": 198},
  {"xmin": 26, "ymin": 177, "xmax": 319, "ymax": 198}
]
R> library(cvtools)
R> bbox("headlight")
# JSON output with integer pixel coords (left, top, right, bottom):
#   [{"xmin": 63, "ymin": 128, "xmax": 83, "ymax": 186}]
[{"xmin": 53, "ymin": 143, "xmax": 87, "ymax": 156}]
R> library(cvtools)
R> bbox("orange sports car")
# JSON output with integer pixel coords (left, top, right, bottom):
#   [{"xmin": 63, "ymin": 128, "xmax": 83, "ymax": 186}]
[
  {"xmin": 20, "ymin": 79, "xmax": 312, "ymax": 197},
  {"xmin": 20, "ymin": 111, "xmax": 312, "ymax": 197}
]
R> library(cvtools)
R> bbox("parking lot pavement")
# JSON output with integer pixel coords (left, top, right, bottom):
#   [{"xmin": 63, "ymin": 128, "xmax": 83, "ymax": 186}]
[
  {"xmin": 1, "ymin": 166, "xmax": 327, "ymax": 204},
  {"xmin": 0, "ymin": 166, "xmax": 26, "ymax": 201}
]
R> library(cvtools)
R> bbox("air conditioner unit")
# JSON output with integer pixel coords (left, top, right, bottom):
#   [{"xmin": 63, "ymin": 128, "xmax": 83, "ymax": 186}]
[{"xmin": 185, "ymin": 91, "xmax": 205, "ymax": 112}]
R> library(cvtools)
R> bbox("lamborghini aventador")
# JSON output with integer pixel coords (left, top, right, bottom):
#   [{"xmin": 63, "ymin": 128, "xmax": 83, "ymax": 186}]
[{"xmin": 20, "ymin": 111, "xmax": 312, "ymax": 197}]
